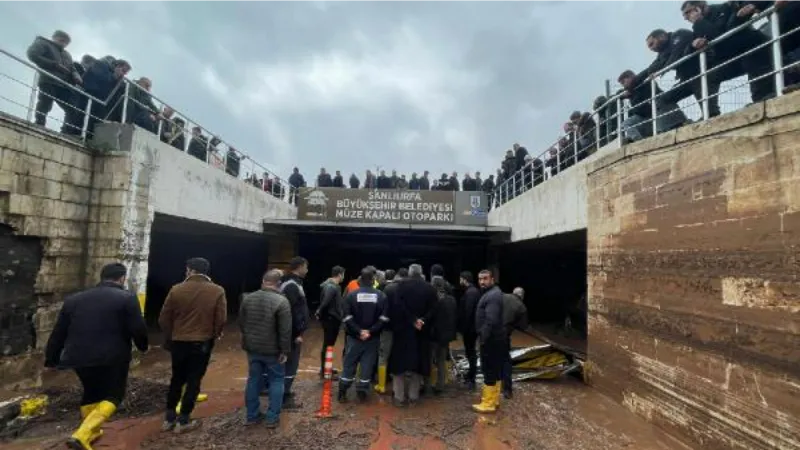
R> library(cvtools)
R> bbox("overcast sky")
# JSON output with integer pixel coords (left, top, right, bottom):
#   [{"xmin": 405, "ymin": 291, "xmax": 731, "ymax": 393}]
[{"xmin": 0, "ymin": 1, "xmax": 691, "ymax": 181}]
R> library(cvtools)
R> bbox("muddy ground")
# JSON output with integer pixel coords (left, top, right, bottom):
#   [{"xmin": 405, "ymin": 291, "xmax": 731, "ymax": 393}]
[{"xmin": 0, "ymin": 325, "xmax": 693, "ymax": 450}]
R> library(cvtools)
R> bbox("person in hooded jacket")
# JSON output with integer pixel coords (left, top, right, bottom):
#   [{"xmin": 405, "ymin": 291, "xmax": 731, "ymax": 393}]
[
  {"xmin": 316, "ymin": 266, "xmax": 345, "ymax": 379},
  {"xmin": 332, "ymin": 170, "xmax": 344, "ymax": 188},
  {"xmin": 288, "ymin": 168, "xmax": 305, "ymax": 205},
  {"xmin": 430, "ymin": 277, "xmax": 458, "ymax": 394},
  {"xmin": 458, "ymin": 271, "xmax": 482, "ymax": 391},
  {"xmin": 349, "ymin": 173, "xmax": 360, "ymax": 189}
]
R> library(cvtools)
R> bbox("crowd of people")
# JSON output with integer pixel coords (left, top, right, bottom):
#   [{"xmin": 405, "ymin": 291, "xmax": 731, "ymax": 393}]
[
  {"xmin": 44, "ymin": 258, "xmax": 528, "ymax": 447},
  {"xmin": 20, "ymin": 1, "xmax": 800, "ymax": 212},
  {"xmin": 490, "ymin": 0, "xmax": 800, "ymax": 205}
]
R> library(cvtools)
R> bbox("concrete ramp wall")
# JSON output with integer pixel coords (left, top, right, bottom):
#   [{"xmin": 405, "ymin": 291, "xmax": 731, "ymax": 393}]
[
  {"xmin": 488, "ymin": 156, "xmax": 591, "ymax": 241},
  {"xmin": 93, "ymin": 123, "xmax": 296, "ymax": 234}
]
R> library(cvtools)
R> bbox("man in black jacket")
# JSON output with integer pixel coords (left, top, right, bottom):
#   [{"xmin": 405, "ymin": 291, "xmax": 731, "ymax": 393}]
[
  {"xmin": 419, "ymin": 171, "xmax": 431, "ymax": 190},
  {"xmin": 472, "ymin": 269, "xmax": 504, "ymax": 414},
  {"xmin": 279, "ymin": 256, "xmax": 310, "ymax": 409},
  {"xmin": 332, "ymin": 170, "xmax": 344, "ymax": 188},
  {"xmin": 430, "ymin": 277, "xmax": 458, "ymax": 394},
  {"xmin": 618, "ymin": 69, "xmax": 687, "ymax": 143},
  {"xmin": 316, "ymin": 266, "xmax": 345, "ymax": 379},
  {"xmin": 644, "ymin": 28, "xmax": 722, "ymax": 117},
  {"xmin": 458, "ymin": 271, "xmax": 481, "ymax": 391},
  {"xmin": 339, "ymin": 269, "xmax": 389, "ymax": 402},
  {"xmin": 45, "ymin": 263, "xmax": 148, "ymax": 449},
  {"xmin": 375, "ymin": 268, "xmax": 406, "ymax": 394},
  {"xmin": 501, "ymin": 288, "xmax": 529, "ymax": 400},
  {"xmin": 349, "ymin": 173, "xmax": 360, "ymax": 189},
  {"xmin": 288, "ymin": 168, "xmax": 305, "ymax": 205},
  {"xmin": 681, "ymin": 0, "xmax": 775, "ymax": 103},
  {"xmin": 316, "ymin": 168, "xmax": 333, "ymax": 187},
  {"xmin": 389, "ymin": 264, "xmax": 437, "ymax": 406},
  {"xmin": 377, "ymin": 170, "xmax": 391, "ymax": 189}
]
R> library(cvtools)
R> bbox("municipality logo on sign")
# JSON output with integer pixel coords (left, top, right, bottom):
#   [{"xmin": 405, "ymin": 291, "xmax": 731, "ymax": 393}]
[
  {"xmin": 304, "ymin": 189, "xmax": 329, "ymax": 218},
  {"xmin": 470, "ymin": 195, "xmax": 481, "ymax": 208}
]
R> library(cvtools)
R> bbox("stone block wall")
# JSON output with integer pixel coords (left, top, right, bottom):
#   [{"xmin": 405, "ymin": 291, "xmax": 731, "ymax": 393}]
[{"xmin": 586, "ymin": 91, "xmax": 800, "ymax": 450}]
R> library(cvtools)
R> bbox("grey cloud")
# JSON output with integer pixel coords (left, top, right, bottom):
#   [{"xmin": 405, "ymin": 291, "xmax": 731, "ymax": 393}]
[{"xmin": 0, "ymin": 1, "xmax": 689, "ymax": 181}]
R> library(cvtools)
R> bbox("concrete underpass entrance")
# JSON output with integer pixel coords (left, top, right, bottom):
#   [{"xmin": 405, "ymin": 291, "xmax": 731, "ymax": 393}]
[
  {"xmin": 497, "ymin": 230, "xmax": 587, "ymax": 355},
  {"xmin": 266, "ymin": 220, "xmax": 510, "ymax": 308},
  {"xmin": 145, "ymin": 213, "xmax": 271, "ymax": 326}
]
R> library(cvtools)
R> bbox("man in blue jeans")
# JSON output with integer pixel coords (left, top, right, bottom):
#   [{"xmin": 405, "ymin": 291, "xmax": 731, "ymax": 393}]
[{"xmin": 240, "ymin": 269, "xmax": 292, "ymax": 427}]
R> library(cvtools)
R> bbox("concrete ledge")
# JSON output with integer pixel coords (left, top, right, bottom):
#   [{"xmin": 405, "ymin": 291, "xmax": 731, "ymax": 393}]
[
  {"xmin": 587, "ymin": 146, "xmax": 626, "ymax": 175},
  {"xmin": 766, "ymin": 89, "xmax": 800, "ymax": 119},
  {"xmin": 676, "ymin": 102, "xmax": 765, "ymax": 143}
]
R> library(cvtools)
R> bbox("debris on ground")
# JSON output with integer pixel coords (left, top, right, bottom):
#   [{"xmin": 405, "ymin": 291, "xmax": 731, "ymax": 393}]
[
  {"xmin": 0, "ymin": 377, "xmax": 167, "ymax": 441},
  {"xmin": 451, "ymin": 344, "xmax": 583, "ymax": 382}
]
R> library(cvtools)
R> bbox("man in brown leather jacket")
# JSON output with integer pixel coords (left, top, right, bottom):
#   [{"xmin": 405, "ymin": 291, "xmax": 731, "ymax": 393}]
[{"xmin": 158, "ymin": 257, "xmax": 227, "ymax": 433}]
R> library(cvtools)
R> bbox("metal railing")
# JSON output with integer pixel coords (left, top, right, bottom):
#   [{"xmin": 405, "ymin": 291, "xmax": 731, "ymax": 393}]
[
  {"xmin": 493, "ymin": 5, "xmax": 798, "ymax": 209},
  {"xmin": 0, "ymin": 47, "xmax": 298, "ymax": 205}
]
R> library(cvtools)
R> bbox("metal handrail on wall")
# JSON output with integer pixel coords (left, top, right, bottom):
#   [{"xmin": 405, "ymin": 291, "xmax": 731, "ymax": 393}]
[
  {"xmin": 0, "ymin": 46, "xmax": 297, "ymax": 205},
  {"xmin": 492, "ymin": 5, "xmax": 795, "ymax": 209}
]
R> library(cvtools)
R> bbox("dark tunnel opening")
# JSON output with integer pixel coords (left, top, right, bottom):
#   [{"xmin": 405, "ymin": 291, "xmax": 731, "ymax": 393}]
[
  {"xmin": 497, "ymin": 229, "xmax": 588, "ymax": 353},
  {"xmin": 145, "ymin": 214, "xmax": 270, "ymax": 328},
  {"xmin": 295, "ymin": 226, "xmax": 495, "ymax": 310}
]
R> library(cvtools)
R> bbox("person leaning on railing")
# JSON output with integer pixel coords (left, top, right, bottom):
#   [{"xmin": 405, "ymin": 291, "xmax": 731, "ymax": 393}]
[
  {"xmin": 126, "ymin": 77, "xmax": 161, "ymax": 133},
  {"xmin": 82, "ymin": 57, "xmax": 132, "ymax": 137},
  {"xmin": 735, "ymin": 0, "xmax": 800, "ymax": 88},
  {"xmin": 617, "ymin": 69, "xmax": 687, "ymax": 143},
  {"xmin": 681, "ymin": 0, "xmax": 776, "ymax": 104},
  {"xmin": 26, "ymin": 30, "xmax": 82, "ymax": 133}
]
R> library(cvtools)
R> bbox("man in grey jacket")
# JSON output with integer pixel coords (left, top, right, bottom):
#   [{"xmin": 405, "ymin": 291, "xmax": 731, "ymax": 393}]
[{"xmin": 240, "ymin": 269, "xmax": 292, "ymax": 428}]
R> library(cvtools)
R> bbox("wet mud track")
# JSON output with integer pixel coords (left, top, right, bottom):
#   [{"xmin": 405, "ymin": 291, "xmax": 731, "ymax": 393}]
[{"xmin": 0, "ymin": 325, "xmax": 693, "ymax": 450}]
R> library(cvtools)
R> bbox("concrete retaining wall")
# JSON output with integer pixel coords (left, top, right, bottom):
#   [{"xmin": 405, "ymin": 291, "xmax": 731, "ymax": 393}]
[{"xmin": 586, "ymin": 91, "xmax": 800, "ymax": 450}]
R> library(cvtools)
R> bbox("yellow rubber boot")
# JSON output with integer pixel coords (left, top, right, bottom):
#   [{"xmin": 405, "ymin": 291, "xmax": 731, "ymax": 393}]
[
  {"xmin": 79, "ymin": 403, "xmax": 104, "ymax": 443},
  {"xmin": 429, "ymin": 366, "xmax": 438, "ymax": 386},
  {"xmin": 175, "ymin": 385, "xmax": 208, "ymax": 413},
  {"xmin": 67, "ymin": 401, "xmax": 116, "ymax": 450},
  {"xmin": 374, "ymin": 366, "xmax": 388, "ymax": 394},
  {"xmin": 471, "ymin": 385, "xmax": 498, "ymax": 414},
  {"xmin": 495, "ymin": 382, "xmax": 502, "ymax": 408},
  {"xmin": 445, "ymin": 361, "xmax": 454, "ymax": 383}
]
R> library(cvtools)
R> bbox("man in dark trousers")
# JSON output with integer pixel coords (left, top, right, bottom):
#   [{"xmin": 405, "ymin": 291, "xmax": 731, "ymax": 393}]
[
  {"xmin": 501, "ymin": 287, "xmax": 529, "ymax": 400},
  {"xmin": 240, "ymin": 269, "xmax": 292, "ymax": 428},
  {"xmin": 430, "ymin": 277, "xmax": 458, "ymax": 394},
  {"xmin": 45, "ymin": 263, "xmax": 148, "ymax": 450},
  {"xmin": 458, "ymin": 271, "xmax": 481, "ymax": 391},
  {"xmin": 339, "ymin": 269, "xmax": 389, "ymax": 402},
  {"xmin": 26, "ymin": 30, "xmax": 82, "ymax": 132},
  {"xmin": 375, "ymin": 267, "xmax": 406, "ymax": 394},
  {"xmin": 279, "ymin": 256, "xmax": 310, "ymax": 409},
  {"xmin": 472, "ymin": 269, "xmax": 504, "ymax": 414},
  {"xmin": 389, "ymin": 264, "xmax": 437, "ymax": 406},
  {"xmin": 159, "ymin": 258, "xmax": 227, "ymax": 433},
  {"xmin": 315, "ymin": 265, "xmax": 345, "ymax": 379}
]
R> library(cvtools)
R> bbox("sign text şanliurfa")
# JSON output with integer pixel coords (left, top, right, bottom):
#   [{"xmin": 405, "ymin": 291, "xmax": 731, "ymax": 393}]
[{"xmin": 298, "ymin": 188, "xmax": 458, "ymax": 224}]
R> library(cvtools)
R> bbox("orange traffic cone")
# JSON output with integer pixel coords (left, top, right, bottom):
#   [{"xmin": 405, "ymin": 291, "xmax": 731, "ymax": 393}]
[{"xmin": 316, "ymin": 346, "xmax": 334, "ymax": 419}]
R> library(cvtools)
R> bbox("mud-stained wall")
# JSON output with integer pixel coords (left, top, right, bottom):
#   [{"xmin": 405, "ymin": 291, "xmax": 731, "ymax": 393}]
[{"xmin": 587, "ymin": 92, "xmax": 800, "ymax": 450}]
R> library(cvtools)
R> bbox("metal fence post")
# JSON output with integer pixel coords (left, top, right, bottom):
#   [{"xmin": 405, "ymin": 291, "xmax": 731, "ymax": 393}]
[
  {"xmin": 27, "ymin": 72, "xmax": 39, "ymax": 122},
  {"xmin": 572, "ymin": 130, "xmax": 579, "ymax": 164},
  {"xmin": 699, "ymin": 52, "xmax": 710, "ymax": 120},
  {"xmin": 770, "ymin": 10, "xmax": 785, "ymax": 96},
  {"xmin": 594, "ymin": 111, "xmax": 601, "ymax": 150},
  {"xmin": 121, "ymin": 81, "xmax": 130, "ymax": 125},
  {"xmin": 81, "ymin": 99, "xmax": 93, "ymax": 140},
  {"xmin": 616, "ymin": 97, "xmax": 623, "ymax": 146},
  {"xmin": 650, "ymin": 78, "xmax": 658, "ymax": 136}
]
